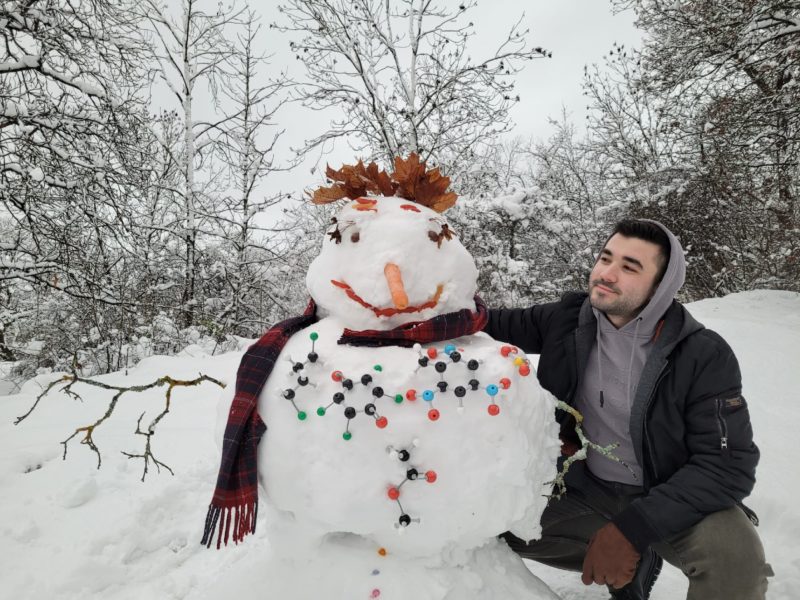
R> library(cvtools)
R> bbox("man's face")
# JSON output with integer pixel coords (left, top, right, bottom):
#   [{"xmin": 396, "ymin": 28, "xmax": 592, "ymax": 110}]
[{"xmin": 588, "ymin": 234, "xmax": 664, "ymax": 326}]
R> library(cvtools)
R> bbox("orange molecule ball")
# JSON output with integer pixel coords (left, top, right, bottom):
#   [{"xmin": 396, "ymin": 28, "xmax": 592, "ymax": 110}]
[
  {"xmin": 406, "ymin": 389, "xmax": 417, "ymax": 401},
  {"xmin": 519, "ymin": 364, "xmax": 531, "ymax": 377},
  {"xmin": 331, "ymin": 370, "xmax": 343, "ymax": 382},
  {"xmin": 378, "ymin": 548, "xmax": 387, "ymax": 556},
  {"xmin": 425, "ymin": 470, "xmax": 437, "ymax": 483},
  {"xmin": 488, "ymin": 404, "xmax": 500, "ymax": 416},
  {"xmin": 427, "ymin": 347, "xmax": 438, "ymax": 359},
  {"xmin": 428, "ymin": 409, "xmax": 440, "ymax": 421},
  {"xmin": 376, "ymin": 416, "xmax": 388, "ymax": 429},
  {"xmin": 387, "ymin": 486, "xmax": 400, "ymax": 500},
  {"xmin": 499, "ymin": 377, "xmax": 511, "ymax": 389}
]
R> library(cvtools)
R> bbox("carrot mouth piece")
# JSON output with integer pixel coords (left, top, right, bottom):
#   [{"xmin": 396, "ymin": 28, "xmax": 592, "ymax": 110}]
[{"xmin": 331, "ymin": 280, "xmax": 444, "ymax": 318}]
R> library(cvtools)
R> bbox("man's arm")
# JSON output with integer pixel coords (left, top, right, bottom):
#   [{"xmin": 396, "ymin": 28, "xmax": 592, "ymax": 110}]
[
  {"xmin": 482, "ymin": 300, "xmax": 563, "ymax": 354},
  {"xmin": 612, "ymin": 330, "xmax": 759, "ymax": 552}
]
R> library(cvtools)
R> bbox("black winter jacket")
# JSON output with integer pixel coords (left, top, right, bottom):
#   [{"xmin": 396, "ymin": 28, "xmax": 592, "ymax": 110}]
[{"xmin": 484, "ymin": 291, "xmax": 760, "ymax": 552}]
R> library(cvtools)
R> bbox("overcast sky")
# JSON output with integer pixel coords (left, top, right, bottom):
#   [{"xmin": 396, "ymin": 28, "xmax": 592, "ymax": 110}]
[
  {"xmin": 242, "ymin": 1, "xmax": 643, "ymax": 198},
  {"xmin": 156, "ymin": 1, "xmax": 644, "ymax": 208}
]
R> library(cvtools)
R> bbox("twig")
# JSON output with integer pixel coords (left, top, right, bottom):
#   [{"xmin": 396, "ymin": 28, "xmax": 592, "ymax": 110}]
[
  {"xmin": 547, "ymin": 399, "xmax": 636, "ymax": 499},
  {"xmin": 121, "ymin": 412, "xmax": 175, "ymax": 481},
  {"xmin": 15, "ymin": 371, "xmax": 225, "ymax": 475}
]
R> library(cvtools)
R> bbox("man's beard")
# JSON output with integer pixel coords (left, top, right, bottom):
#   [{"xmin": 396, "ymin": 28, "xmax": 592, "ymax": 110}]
[{"xmin": 589, "ymin": 279, "xmax": 648, "ymax": 318}]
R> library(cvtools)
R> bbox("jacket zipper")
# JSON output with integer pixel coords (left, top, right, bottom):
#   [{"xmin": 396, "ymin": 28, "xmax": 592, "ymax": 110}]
[
  {"xmin": 716, "ymin": 398, "xmax": 731, "ymax": 458},
  {"xmin": 641, "ymin": 365, "xmax": 669, "ymax": 486}
]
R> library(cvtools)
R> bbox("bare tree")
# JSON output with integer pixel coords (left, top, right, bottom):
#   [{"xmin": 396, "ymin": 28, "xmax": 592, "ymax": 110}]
[
  {"xmin": 140, "ymin": 0, "xmax": 245, "ymax": 327},
  {"xmin": 209, "ymin": 10, "xmax": 299, "ymax": 336},
  {"xmin": 273, "ymin": 0, "xmax": 548, "ymax": 187}
]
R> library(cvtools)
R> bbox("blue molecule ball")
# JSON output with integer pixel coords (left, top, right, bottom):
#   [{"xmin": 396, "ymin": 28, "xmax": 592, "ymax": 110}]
[
  {"xmin": 486, "ymin": 384, "xmax": 499, "ymax": 397},
  {"xmin": 422, "ymin": 390, "xmax": 435, "ymax": 402},
  {"xmin": 444, "ymin": 343, "xmax": 456, "ymax": 354}
]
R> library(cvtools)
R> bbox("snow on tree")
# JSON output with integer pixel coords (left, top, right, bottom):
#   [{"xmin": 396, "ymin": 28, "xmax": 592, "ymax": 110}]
[{"xmin": 587, "ymin": 1, "xmax": 800, "ymax": 295}]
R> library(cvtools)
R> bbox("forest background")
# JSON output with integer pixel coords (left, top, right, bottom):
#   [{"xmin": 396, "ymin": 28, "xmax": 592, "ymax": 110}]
[{"xmin": 2, "ymin": 0, "xmax": 798, "ymax": 381}]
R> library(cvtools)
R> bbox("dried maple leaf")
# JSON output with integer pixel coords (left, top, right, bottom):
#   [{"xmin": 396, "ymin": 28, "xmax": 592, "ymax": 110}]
[
  {"xmin": 366, "ymin": 161, "xmax": 397, "ymax": 196},
  {"xmin": 312, "ymin": 160, "xmax": 395, "ymax": 204},
  {"xmin": 311, "ymin": 153, "xmax": 457, "ymax": 212},
  {"xmin": 393, "ymin": 153, "xmax": 427, "ymax": 201},
  {"xmin": 312, "ymin": 185, "xmax": 348, "ymax": 205},
  {"xmin": 392, "ymin": 153, "xmax": 458, "ymax": 213}
]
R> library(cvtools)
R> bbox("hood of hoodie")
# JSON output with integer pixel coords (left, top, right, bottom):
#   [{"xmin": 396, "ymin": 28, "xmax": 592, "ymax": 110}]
[{"xmin": 576, "ymin": 220, "xmax": 687, "ymax": 485}]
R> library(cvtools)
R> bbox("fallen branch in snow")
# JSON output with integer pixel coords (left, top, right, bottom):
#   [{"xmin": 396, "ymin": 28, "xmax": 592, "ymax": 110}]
[
  {"xmin": 14, "ymin": 370, "xmax": 225, "ymax": 479},
  {"xmin": 548, "ymin": 399, "xmax": 636, "ymax": 499},
  {"xmin": 122, "ymin": 412, "xmax": 176, "ymax": 482}
]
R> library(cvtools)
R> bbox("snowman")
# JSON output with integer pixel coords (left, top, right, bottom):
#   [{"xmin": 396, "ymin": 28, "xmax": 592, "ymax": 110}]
[{"xmin": 203, "ymin": 157, "xmax": 561, "ymax": 600}]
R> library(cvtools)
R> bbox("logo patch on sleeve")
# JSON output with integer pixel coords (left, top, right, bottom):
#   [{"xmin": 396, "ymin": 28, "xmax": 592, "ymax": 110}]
[{"xmin": 725, "ymin": 396, "xmax": 744, "ymax": 409}]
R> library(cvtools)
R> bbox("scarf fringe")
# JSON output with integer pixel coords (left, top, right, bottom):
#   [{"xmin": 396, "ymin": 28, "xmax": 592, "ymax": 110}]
[{"xmin": 201, "ymin": 501, "xmax": 258, "ymax": 549}]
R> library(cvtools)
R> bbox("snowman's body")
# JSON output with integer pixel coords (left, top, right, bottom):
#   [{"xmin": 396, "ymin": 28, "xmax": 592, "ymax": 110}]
[{"xmin": 219, "ymin": 195, "xmax": 561, "ymax": 599}]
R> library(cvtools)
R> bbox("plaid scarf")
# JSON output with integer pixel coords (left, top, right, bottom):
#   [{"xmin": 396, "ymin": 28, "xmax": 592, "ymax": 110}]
[{"xmin": 202, "ymin": 296, "xmax": 488, "ymax": 549}]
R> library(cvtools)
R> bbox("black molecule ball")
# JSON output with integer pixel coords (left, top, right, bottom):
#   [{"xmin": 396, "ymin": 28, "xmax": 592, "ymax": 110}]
[{"xmin": 344, "ymin": 406, "xmax": 357, "ymax": 419}]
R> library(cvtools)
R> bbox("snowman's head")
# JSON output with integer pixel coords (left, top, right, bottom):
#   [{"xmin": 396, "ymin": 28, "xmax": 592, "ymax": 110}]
[{"xmin": 307, "ymin": 196, "xmax": 478, "ymax": 330}]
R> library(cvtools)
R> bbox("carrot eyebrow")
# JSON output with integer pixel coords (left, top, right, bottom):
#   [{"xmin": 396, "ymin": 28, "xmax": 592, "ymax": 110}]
[
  {"xmin": 352, "ymin": 197, "xmax": 378, "ymax": 211},
  {"xmin": 400, "ymin": 204, "xmax": 421, "ymax": 212}
]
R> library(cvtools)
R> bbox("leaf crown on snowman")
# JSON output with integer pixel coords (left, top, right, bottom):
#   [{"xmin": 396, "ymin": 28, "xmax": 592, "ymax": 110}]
[{"xmin": 311, "ymin": 153, "xmax": 457, "ymax": 214}]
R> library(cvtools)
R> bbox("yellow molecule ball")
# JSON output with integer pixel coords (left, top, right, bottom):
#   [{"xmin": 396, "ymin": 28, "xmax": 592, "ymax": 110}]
[{"xmin": 513, "ymin": 357, "xmax": 524, "ymax": 366}]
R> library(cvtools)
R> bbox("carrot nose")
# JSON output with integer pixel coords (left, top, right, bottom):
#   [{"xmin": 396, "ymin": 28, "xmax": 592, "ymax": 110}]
[{"xmin": 384, "ymin": 263, "xmax": 408, "ymax": 309}]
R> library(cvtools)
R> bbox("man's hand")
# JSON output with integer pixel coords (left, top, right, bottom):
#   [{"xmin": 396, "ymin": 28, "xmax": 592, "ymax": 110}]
[{"xmin": 581, "ymin": 523, "xmax": 640, "ymax": 589}]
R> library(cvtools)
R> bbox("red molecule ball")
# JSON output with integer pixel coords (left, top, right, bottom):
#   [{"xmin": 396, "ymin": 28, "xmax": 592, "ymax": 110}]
[
  {"xmin": 376, "ymin": 416, "xmax": 388, "ymax": 429},
  {"xmin": 406, "ymin": 389, "xmax": 417, "ymax": 401},
  {"xmin": 425, "ymin": 470, "xmax": 437, "ymax": 483},
  {"xmin": 387, "ymin": 487, "xmax": 400, "ymax": 500},
  {"xmin": 488, "ymin": 404, "xmax": 500, "ymax": 416},
  {"xmin": 499, "ymin": 377, "xmax": 511, "ymax": 389},
  {"xmin": 426, "ymin": 347, "xmax": 438, "ymax": 359},
  {"xmin": 427, "ymin": 409, "xmax": 440, "ymax": 421},
  {"xmin": 500, "ymin": 345, "xmax": 513, "ymax": 357},
  {"xmin": 331, "ymin": 370, "xmax": 343, "ymax": 382},
  {"xmin": 519, "ymin": 364, "xmax": 531, "ymax": 377}
]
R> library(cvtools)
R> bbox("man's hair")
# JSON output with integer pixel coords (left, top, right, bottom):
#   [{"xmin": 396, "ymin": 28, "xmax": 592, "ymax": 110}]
[{"xmin": 610, "ymin": 219, "xmax": 671, "ymax": 283}]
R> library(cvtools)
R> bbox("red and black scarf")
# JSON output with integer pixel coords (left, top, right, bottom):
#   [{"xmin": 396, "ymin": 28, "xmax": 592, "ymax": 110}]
[{"xmin": 202, "ymin": 296, "xmax": 488, "ymax": 548}]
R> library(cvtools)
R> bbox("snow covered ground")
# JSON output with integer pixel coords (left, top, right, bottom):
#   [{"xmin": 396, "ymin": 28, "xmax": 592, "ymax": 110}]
[{"xmin": 1, "ymin": 290, "xmax": 797, "ymax": 599}]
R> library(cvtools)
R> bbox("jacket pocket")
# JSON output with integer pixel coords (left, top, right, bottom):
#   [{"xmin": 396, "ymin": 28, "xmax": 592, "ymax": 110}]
[{"xmin": 715, "ymin": 394, "xmax": 750, "ymax": 459}]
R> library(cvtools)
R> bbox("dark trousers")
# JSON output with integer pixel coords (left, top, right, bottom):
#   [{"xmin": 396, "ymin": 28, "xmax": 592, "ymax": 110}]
[{"xmin": 502, "ymin": 462, "xmax": 772, "ymax": 600}]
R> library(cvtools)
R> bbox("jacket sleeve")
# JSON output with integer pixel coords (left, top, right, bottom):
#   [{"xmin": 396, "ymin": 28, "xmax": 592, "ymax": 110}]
[
  {"xmin": 482, "ymin": 300, "xmax": 561, "ymax": 354},
  {"xmin": 612, "ymin": 331, "xmax": 760, "ymax": 552}
]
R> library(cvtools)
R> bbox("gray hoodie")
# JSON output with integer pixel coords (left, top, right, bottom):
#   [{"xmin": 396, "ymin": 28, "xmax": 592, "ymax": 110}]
[{"xmin": 574, "ymin": 221, "xmax": 686, "ymax": 485}]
